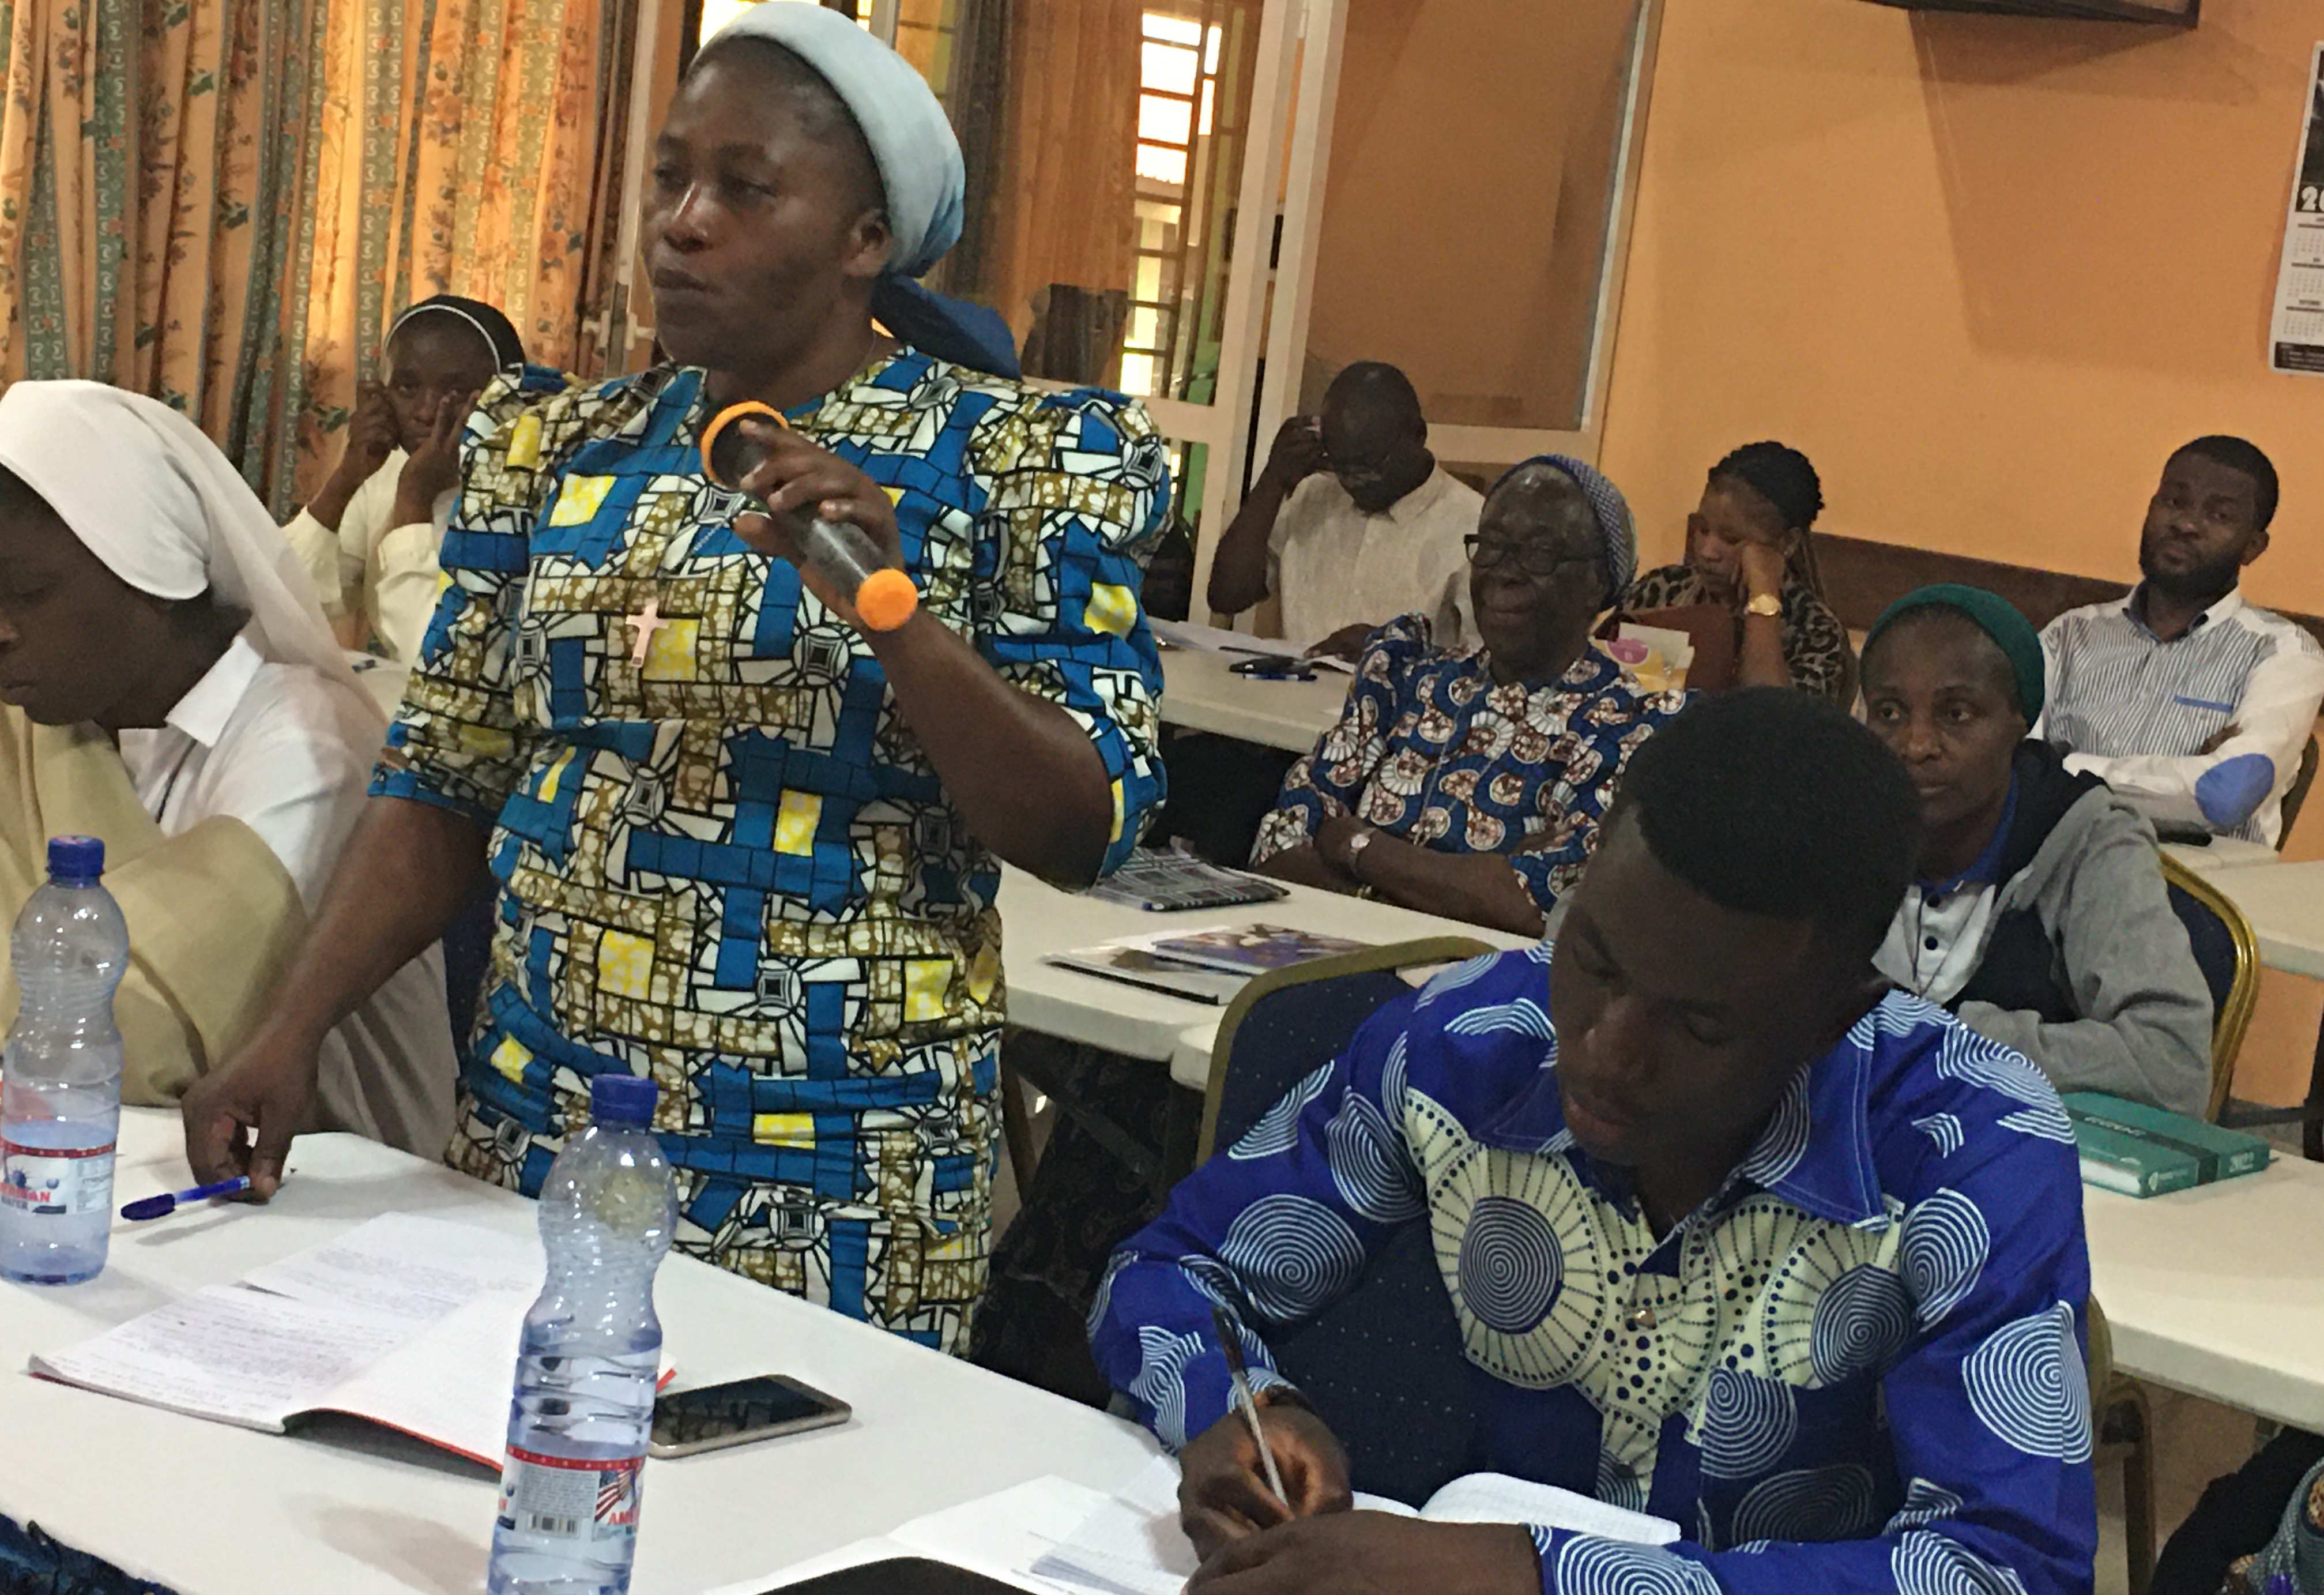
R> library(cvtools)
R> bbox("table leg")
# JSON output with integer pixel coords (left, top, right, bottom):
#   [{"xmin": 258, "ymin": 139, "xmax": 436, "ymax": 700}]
[
  {"xmin": 2306, "ymin": 1015, "xmax": 2323, "ymax": 1163},
  {"xmin": 998, "ymin": 1041, "xmax": 1040, "ymax": 1196},
  {"xmin": 1004, "ymin": 1036, "xmax": 1165, "ymax": 1186},
  {"xmin": 2218, "ymin": 1010, "xmax": 2324, "ymax": 1161},
  {"xmin": 1160, "ymin": 1083, "xmax": 1203, "ymax": 1186}
]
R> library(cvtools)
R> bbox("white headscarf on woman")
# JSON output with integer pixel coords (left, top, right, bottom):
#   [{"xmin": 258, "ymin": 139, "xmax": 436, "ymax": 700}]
[
  {"xmin": 0, "ymin": 380, "xmax": 379, "ymax": 727},
  {"xmin": 694, "ymin": 3, "xmax": 1019, "ymax": 375}
]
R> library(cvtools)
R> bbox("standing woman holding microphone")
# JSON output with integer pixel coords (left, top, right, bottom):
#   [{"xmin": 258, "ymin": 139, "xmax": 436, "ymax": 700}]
[{"xmin": 182, "ymin": 5, "xmax": 1171, "ymax": 1351}]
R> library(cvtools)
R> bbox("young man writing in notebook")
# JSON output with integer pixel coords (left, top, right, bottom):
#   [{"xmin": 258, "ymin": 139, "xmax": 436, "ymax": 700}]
[{"xmin": 1091, "ymin": 690, "xmax": 2098, "ymax": 1595}]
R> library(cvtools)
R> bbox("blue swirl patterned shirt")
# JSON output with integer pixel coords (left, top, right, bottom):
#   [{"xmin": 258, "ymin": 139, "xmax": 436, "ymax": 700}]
[
  {"xmin": 1090, "ymin": 947, "xmax": 2098, "ymax": 1594},
  {"xmin": 374, "ymin": 351, "xmax": 1169, "ymax": 1351},
  {"xmin": 1249, "ymin": 616, "xmax": 1689, "ymax": 923}
]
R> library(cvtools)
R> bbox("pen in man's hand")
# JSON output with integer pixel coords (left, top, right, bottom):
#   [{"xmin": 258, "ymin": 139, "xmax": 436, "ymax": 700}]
[{"xmin": 1210, "ymin": 1302, "xmax": 1290, "ymax": 1507}]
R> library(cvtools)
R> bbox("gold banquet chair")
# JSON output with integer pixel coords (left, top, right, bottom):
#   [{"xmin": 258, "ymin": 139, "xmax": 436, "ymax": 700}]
[
  {"xmin": 2157, "ymin": 852, "xmax": 2261, "ymax": 1125},
  {"xmin": 2096, "ymin": 856, "xmax": 2261, "ymax": 1594}
]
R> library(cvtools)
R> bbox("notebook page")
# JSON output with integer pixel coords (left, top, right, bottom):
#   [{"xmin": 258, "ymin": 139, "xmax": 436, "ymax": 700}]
[
  {"xmin": 888, "ymin": 1476, "xmax": 1111, "ymax": 1594},
  {"xmin": 1113, "ymin": 1455, "xmax": 1184, "ymax": 1517},
  {"xmin": 1419, "ymin": 1473, "xmax": 1681, "ymax": 1544},
  {"xmin": 1028, "ymin": 1455, "xmax": 1199, "ymax": 1595},
  {"xmin": 315, "ymin": 1286, "xmax": 535, "ymax": 1466},
  {"xmin": 28, "ymin": 1284, "xmax": 417, "ymax": 1432},
  {"xmin": 240, "ymin": 1212, "xmax": 540, "ymax": 1326}
]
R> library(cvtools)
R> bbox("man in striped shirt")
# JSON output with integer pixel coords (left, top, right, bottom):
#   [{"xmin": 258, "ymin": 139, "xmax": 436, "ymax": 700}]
[{"xmin": 2039, "ymin": 437, "xmax": 2324, "ymax": 848}]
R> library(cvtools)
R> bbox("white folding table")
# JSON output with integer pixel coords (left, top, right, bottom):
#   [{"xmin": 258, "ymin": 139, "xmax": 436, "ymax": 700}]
[
  {"xmin": 996, "ymin": 865, "xmax": 1533, "ymax": 1086},
  {"xmin": 2084, "ymin": 1155, "xmax": 2324, "ymax": 1431},
  {"xmin": 0, "ymin": 1111, "xmax": 1159, "ymax": 1595},
  {"xmin": 1155, "ymin": 648, "xmax": 1347, "ymax": 754},
  {"xmin": 2198, "ymin": 859, "xmax": 2324, "ymax": 980}
]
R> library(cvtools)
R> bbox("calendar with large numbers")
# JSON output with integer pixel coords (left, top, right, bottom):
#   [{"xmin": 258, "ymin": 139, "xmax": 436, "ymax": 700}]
[{"xmin": 2269, "ymin": 44, "xmax": 2324, "ymax": 375}]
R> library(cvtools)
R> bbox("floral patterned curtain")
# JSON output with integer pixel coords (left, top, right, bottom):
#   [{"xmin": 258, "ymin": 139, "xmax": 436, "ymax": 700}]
[{"xmin": 0, "ymin": 0, "xmax": 639, "ymax": 514}]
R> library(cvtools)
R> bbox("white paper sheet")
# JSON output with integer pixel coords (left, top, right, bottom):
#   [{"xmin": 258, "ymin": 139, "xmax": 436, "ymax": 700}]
[
  {"xmin": 241, "ymin": 1211, "xmax": 539, "ymax": 1325},
  {"xmin": 1414, "ymin": 1472, "xmax": 1680, "ymax": 1544},
  {"xmin": 1150, "ymin": 619, "xmax": 1357, "ymax": 674},
  {"xmin": 1151, "ymin": 619, "xmax": 1276, "ymax": 656},
  {"xmin": 1030, "ymin": 1457, "xmax": 1199, "ymax": 1595},
  {"xmin": 890, "ymin": 1477, "xmax": 1110, "ymax": 1593},
  {"xmin": 1027, "ymin": 1456, "xmax": 1679, "ymax": 1595},
  {"xmin": 319, "ymin": 1288, "xmax": 533, "ymax": 1465}
]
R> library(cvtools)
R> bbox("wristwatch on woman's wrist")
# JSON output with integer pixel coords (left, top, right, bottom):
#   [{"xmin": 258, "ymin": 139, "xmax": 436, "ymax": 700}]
[
  {"xmin": 1744, "ymin": 590, "xmax": 1783, "ymax": 619},
  {"xmin": 1343, "ymin": 828, "xmax": 1373, "ymax": 878}
]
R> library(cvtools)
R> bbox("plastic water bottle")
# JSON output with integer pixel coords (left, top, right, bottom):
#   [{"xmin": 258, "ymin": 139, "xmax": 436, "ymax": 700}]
[
  {"xmin": 487, "ymin": 1074, "xmax": 677, "ymax": 1594},
  {"xmin": 0, "ymin": 836, "xmax": 127, "ymax": 1286},
  {"xmin": 700, "ymin": 400, "xmax": 920, "ymax": 632}
]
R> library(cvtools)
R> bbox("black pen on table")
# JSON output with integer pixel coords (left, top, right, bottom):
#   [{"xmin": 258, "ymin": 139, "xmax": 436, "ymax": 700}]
[{"xmin": 1210, "ymin": 1302, "xmax": 1290, "ymax": 1507}]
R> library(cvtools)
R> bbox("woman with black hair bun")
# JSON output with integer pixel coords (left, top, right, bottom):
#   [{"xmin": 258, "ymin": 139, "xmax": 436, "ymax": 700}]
[{"xmin": 1624, "ymin": 440, "xmax": 1856, "ymax": 704}]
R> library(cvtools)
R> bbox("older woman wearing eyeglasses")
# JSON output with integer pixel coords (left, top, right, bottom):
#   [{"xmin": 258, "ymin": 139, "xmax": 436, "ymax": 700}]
[{"xmin": 1250, "ymin": 456, "xmax": 1690, "ymax": 935}]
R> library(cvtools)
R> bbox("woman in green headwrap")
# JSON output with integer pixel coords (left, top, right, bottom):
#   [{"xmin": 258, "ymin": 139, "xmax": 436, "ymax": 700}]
[{"xmin": 1857, "ymin": 584, "xmax": 2213, "ymax": 1117}]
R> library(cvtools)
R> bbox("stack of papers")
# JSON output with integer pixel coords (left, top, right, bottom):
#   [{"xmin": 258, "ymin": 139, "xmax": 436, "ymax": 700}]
[
  {"xmin": 1046, "ymin": 924, "xmax": 1371, "ymax": 1006},
  {"xmin": 1081, "ymin": 849, "xmax": 1291, "ymax": 913}
]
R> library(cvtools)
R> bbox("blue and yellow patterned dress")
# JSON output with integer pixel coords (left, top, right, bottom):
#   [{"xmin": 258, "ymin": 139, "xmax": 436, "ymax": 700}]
[{"xmin": 373, "ymin": 349, "xmax": 1170, "ymax": 1349}]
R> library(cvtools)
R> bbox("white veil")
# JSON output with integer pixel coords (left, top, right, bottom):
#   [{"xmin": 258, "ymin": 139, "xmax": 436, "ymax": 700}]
[{"xmin": 0, "ymin": 381, "xmax": 379, "ymax": 729}]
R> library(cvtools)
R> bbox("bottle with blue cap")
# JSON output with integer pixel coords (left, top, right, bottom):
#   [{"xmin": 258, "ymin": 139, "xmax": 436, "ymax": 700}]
[
  {"xmin": 0, "ymin": 836, "xmax": 127, "ymax": 1285},
  {"xmin": 487, "ymin": 1072, "xmax": 677, "ymax": 1594}
]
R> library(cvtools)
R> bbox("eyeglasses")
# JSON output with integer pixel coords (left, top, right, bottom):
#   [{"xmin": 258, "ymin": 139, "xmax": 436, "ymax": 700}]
[{"xmin": 1464, "ymin": 535, "xmax": 1602, "ymax": 578}]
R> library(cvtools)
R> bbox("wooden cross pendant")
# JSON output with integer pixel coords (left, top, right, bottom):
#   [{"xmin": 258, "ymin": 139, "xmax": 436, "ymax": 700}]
[{"xmin": 626, "ymin": 597, "xmax": 669, "ymax": 667}]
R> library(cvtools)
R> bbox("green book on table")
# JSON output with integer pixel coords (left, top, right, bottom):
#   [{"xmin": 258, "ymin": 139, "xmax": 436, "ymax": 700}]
[{"xmin": 2063, "ymin": 1091, "xmax": 2271, "ymax": 1198}]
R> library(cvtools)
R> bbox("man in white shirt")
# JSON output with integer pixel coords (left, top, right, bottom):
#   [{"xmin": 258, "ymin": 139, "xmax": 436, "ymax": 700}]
[
  {"xmin": 0, "ymin": 381, "xmax": 455, "ymax": 1157},
  {"xmin": 1206, "ymin": 362, "xmax": 1479, "ymax": 659},
  {"xmin": 2039, "ymin": 435, "xmax": 2324, "ymax": 848}
]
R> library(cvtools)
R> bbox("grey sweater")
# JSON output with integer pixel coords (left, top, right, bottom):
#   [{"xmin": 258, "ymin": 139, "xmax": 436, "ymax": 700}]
[{"xmin": 1942, "ymin": 775, "xmax": 2215, "ymax": 1119}]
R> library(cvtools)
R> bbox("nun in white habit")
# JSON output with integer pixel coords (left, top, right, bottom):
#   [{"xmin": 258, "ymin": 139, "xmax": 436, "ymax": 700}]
[{"xmin": 0, "ymin": 379, "xmax": 455, "ymax": 1156}]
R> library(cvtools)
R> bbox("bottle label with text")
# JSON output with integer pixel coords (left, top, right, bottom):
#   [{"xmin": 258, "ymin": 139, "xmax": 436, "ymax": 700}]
[
  {"xmin": 496, "ymin": 1447, "xmax": 643, "ymax": 1544},
  {"xmin": 0, "ymin": 1139, "xmax": 116, "ymax": 1217}
]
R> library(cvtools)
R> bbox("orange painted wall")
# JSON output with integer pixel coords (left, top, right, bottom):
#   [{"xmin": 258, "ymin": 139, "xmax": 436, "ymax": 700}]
[
  {"xmin": 1596, "ymin": 0, "xmax": 2324, "ymax": 1103},
  {"xmin": 1599, "ymin": 0, "xmax": 2324, "ymax": 612},
  {"xmin": 1300, "ymin": 0, "xmax": 1636, "ymax": 427}
]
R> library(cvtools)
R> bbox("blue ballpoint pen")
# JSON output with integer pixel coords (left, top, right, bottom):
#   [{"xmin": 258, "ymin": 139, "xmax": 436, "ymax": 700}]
[{"xmin": 120, "ymin": 1176, "xmax": 253, "ymax": 1221}]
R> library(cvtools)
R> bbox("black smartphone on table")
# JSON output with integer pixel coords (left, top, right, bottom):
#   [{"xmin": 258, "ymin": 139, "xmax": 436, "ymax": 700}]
[
  {"xmin": 648, "ymin": 1374, "xmax": 851, "ymax": 1458},
  {"xmin": 1227, "ymin": 653, "xmax": 1317, "ymax": 681}
]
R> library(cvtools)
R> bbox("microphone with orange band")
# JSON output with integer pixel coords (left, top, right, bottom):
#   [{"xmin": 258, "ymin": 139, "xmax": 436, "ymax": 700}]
[{"xmin": 701, "ymin": 402, "xmax": 920, "ymax": 633}]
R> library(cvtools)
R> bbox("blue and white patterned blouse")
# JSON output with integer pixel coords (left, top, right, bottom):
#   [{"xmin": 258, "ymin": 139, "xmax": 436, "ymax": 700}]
[
  {"xmin": 375, "ymin": 351, "xmax": 1169, "ymax": 1350},
  {"xmin": 1090, "ymin": 947, "xmax": 2098, "ymax": 1595},
  {"xmin": 1249, "ymin": 616, "xmax": 1689, "ymax": 920}
]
